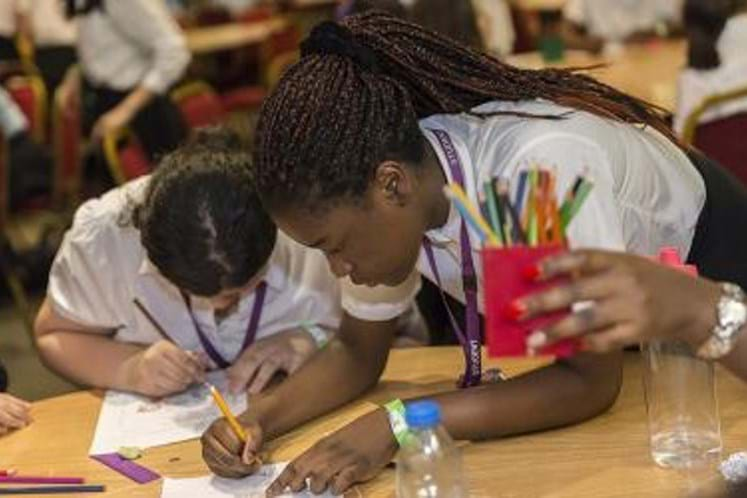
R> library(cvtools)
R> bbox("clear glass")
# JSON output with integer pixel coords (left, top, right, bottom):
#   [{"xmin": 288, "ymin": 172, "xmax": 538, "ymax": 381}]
[
  {"xmin": 396, "ymin": 424, "xmax": 467, "ymax": 498},
  {"xmin": 642, "ymin": 339, "xmax": 722, "ymax": 469}
]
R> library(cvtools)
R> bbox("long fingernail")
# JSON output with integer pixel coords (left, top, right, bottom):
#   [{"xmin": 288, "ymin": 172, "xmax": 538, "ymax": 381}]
[
  {"xmin": 503, "ymin": 300, "xmax": 527, "ymax": 321},
  {"xmin": 522, "ymin": 263, "xmax": 543, "ymax": 281},
  {"xmin": 527, "ymin": 331, "xmax": 547, "ymax": 350}
]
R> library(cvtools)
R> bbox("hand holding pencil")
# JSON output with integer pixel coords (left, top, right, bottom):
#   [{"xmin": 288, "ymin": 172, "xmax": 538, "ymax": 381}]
[
  {"xmin": 201, "ymin": 384, "xmax": 264, "ymax": 478},
  {"xmin": 126, "ymin": 341, "xmax": 207, "ymax": 398}
]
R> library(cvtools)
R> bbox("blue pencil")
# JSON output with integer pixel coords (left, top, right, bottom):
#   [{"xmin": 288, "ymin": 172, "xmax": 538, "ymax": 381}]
[
  {"xmin": 515, "ymin": 171, "xmax": 529, "ymax": 220},
  {"xmin": 0, "ymin": 485, "xmax": 106, "ymax": 495}
]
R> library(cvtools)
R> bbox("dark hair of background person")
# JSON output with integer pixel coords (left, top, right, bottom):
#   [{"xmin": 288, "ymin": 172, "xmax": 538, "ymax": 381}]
[
  {"xmin": 684, "ymin": 0, "xmax": 747, "ymax": 69},
  {"xmin": 348, "ymin": 0, "xmax": 407, "ymax": 18}
]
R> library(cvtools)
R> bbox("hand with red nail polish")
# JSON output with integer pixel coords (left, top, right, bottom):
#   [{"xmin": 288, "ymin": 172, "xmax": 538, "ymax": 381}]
[
  {"xmin": 522, "ymin": 264, "xmax": 542, "ymax": 281},
  {"xmin": 503, "ymin": 299, "xmax": 527, "ymax": 321},
  {"xmin": 516, "ymin": 249, "xmax": 729, "ymax": 360}
]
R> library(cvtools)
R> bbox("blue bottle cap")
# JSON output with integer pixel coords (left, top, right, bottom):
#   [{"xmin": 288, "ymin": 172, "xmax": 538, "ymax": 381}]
[{"xmin": 405, "ymin": 400, "xmax": 442, "ymax": 428}]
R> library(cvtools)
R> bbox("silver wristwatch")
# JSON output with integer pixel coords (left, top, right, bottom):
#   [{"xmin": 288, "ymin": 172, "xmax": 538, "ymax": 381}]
[{"xmin": 697, "ymin": 283, "xmax": 747, "ymax": 360}]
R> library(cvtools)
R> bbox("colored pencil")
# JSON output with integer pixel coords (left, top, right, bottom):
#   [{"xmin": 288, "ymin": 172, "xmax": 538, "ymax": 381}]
[
  {"xmin": 0, "ymin": 477, "xmax": 84, "ymax": 485},
  {"xmin": 483, "ymin": 182, "xmax": 503, "ymax": 247},
  {"xmin": 562, "ymin": 180, "xmax": 594, "ymax": 230},
  {"xmin": 133, "ymin": 298, "xmax": 175, "ymax": 343},
  {"xmin": 444, "ymin": 184, "xmax": 501, "ymax": 246},
  {"xmin": 208, "ymin": 383, "xmax": 247, "ymax": 443},
  {"xmin": 0, "ymin": 485, "xmax": 105, "ymax": 495}
]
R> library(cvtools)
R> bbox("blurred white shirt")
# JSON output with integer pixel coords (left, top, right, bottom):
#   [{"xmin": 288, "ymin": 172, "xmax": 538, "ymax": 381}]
[
  {"xmin": 0, "ymin": 0, "xmax": 27, "ymax": 38},
  {"xmin": 76, "ymin": 0, "xmax": 190, "ymax": 94},
  {"xmin": 30, "ymin": 0, "xmax": 77, "ymax": 47},
  {"xmin": 564, "ymin": 0, "xmax": 683, "ymax": 42},
  {"xmin": 472, "ymin": 0, "xmax": 515, "ymax": 57},
  {"xmin": 674, "ymin": 14, "xmax": 747, "ymax": 136}
]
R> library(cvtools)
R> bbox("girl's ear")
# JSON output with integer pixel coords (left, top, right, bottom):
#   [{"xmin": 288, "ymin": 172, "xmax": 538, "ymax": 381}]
[{"xmin": 373, "ymin": 161, "xmax": 414, "ymax": 206}]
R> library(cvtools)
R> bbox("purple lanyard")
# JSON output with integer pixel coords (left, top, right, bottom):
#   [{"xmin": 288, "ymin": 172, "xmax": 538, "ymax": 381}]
[
  {"xmin": 424, "ymin": 129, "xmax": 482, "ymax": 388},
  {"xmin": 181, "ymin": 282, "xmax": 267, "ymax": 369}
]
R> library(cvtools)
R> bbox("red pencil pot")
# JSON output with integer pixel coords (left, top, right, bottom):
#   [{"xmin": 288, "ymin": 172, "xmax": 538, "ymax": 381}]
[{"xmin": 482, "ymin": 245, "xmax": 580, "ymax": 358}]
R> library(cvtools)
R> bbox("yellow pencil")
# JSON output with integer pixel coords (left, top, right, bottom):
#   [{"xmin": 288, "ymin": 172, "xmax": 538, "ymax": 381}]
[
  {"xmin": 444, "ymin": 183, "xmax": 501, "ymax": 246},
  {"xmin": 208, "ymin": 383, "xmax": 247, "ymax": 442}
]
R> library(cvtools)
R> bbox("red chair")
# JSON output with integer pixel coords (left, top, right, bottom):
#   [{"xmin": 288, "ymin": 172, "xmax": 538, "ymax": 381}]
[
  {"xmin": 52, "ymin": 83, "xmax": 83, "ymax": 205},
  {"xmin": 103, "ymin": 129, "xmax": 152, "ymax": 185},
  {"xmin": 171, "ymin": 81, "xmax": 228, "ymax": 129},
  {"xmin": 220, "ymin": 21, "xmax": 301, "ymax": 112},
  {"xmin": 5, "ymin": 74, "xmax": 47, "ymax": 143},
  {"xmin": 683, "ymin": 86, "xmax": 747, "ymax": 186}
]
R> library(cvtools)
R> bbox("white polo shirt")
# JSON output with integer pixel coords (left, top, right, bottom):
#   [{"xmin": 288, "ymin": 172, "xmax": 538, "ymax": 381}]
[
  {"xmin": 472, "ymin": 0, "xmax": 515, "ymax": 57},
  {"xmin": 31, "ymin": 0, "xmax": 77, "ymax": 47},
  {"xmin": 48, "ymin": 177, "xmax": 343, "ymax": 367},
  {"xmin": 76, "ymin": 0, "xmax": 190, "ymax": 94},
  {"xmin": 342, "ymin": 99, "xmax": 706, "ymax": 321},
  {"xmin": 0, "ymin": 0, "xmax": 27, "ymax": 38},
  {"xmin": 563, "ymin": 0, "xmax": 683, "ymax": 41},
  {"xmin": 674, "ymin": 14, "xmax": 747, "ymax": 136}
]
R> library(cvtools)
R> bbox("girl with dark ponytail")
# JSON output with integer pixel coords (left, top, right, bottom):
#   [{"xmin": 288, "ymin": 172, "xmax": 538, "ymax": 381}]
[{"xmin": 201, "ymin": 13, "xmax": 747, "ymax": 494}]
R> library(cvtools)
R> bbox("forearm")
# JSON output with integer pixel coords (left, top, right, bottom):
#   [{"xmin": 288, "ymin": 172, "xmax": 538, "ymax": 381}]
[
  {"xmin": 117, "ymin": 86, "xmax": 155, "ymax": 120},
  {"xmin": 415, "ymin": 352, "xmax": 623, "ymax": 441},
  {"xmin": 247, "ymin": 315, "xmax": 395, "ymax": 440},
  {"xmin": 36, "ymin": 331, "xmax": 144, "ymax": 391}
]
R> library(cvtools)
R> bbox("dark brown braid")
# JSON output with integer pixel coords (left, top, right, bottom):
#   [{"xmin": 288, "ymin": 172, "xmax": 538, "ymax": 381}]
[{"xmin": 255, "ymin": 11, "xmax": 679, "ymax": 212}]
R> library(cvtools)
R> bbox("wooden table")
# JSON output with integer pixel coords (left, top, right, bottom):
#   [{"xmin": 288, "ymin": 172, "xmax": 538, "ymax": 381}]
[
  {"xmin": 507, "ymin": 39, "xmax": 687, "ymax": 112},
  {"xmin": 2, "ymin": 348, "xmax": 746, "ymax": 497},
  {"xmin": 186, "ymin": 18, "xmax": 289, "ymax": 55}
]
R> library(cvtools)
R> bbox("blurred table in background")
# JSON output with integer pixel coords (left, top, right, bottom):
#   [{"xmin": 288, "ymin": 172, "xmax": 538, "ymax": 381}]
[{"xmin": 507, "ymin": 39, "xmax": 687, "ymax": 111}]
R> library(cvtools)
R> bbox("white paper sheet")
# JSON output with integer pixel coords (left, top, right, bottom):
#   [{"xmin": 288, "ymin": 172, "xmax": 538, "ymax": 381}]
[
  {"xmin": 160, "ymin": 463, "xmax": 339, "ymax": 498},
  {"xmin": 89, "ymin": 371, "xmax": 247, "ymax": 455}
]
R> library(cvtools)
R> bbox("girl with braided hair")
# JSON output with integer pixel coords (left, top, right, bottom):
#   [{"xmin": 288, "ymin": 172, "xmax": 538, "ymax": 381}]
[
  {"xmin": 34, "ymin": 127, "xmax": 342, "ymax": 401},
  {"xmin": 201, "ymin": 12, "xmax": 747, "ymax": 495}
]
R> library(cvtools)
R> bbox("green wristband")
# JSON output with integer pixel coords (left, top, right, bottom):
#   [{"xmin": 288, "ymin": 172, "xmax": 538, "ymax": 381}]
[
  {"xmin": 300, "ymin": 321, "xmax": 329, "ymax": 349},
  {"xmin": 384, "ymin": 398, "xmax": 409, "ymax": 447}
]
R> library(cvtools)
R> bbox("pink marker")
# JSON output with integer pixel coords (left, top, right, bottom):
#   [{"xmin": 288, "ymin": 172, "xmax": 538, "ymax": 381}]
[{"xmin": 0, "ymin": 476, "xmax": 85, "ymax": 484}]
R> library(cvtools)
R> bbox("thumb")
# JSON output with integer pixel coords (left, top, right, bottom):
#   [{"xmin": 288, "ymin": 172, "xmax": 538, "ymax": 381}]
[{"xmin": 240, "ymin": 423, "xmax": 263, "ymax": 465}]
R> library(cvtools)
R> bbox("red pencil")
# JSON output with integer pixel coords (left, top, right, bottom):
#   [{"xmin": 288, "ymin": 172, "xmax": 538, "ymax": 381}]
[{"xmin": 0, "ymin": 476, "xmax": 84, "ymax": 484}]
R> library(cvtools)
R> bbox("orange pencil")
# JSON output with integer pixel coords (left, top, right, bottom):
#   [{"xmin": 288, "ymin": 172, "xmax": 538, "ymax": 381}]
[{"xmin": 208, "ymin": 384, "xmax": 247, "ymax": 443}]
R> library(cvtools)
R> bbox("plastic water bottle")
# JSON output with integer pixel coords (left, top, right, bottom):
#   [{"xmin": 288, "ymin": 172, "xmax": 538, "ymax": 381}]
[{"xmin": 396, "ymin": 400, "xmax": 467, "ymax": 498}]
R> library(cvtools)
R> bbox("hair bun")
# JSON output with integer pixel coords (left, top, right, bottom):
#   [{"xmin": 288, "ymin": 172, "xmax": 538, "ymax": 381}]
[{"xmin": 300, "ymin": 21, "xmax": 379, "ymax": 72}]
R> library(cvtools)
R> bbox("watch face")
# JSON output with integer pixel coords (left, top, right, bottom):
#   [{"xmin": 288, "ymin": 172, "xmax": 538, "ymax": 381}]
[{"xmin": 721, "ymin": 300, "xmax": 747, "ymax": 331}]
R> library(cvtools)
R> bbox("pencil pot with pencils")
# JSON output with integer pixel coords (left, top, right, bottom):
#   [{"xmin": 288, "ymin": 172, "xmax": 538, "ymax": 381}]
[
  {"xmin": 482, "ymin": 244, "xmax": 580, "ymax": 358},
  {"xmin": 444, "ymin": 168, "xmax": 593, "ymax": 358}
]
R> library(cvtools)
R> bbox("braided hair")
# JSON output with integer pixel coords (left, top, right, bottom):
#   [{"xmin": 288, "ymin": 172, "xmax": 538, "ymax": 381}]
[
  {"xmin": 132, "ymin": 127, "xmax": 276, "ymax": 297},
  {"xmin": 255, "ymin": 11, "xmax": 679, "ymax": 212}
]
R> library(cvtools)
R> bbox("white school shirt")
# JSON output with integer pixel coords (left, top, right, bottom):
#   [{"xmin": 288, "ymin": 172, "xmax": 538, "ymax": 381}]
[
  {"xmin": 341, "ymin": 99, "xmax": 705, "ymax": 321},
  {"xmin": 472, "ymin": 0, "xmax": 515, "ymax": 57},
  {"xmin": 0, "ymin": 87, "xmax": 29, "ymax": 138},
  {"xmin": 673, "ymin": 14, "xmax": 747, "ymax": 136},
  {"xmin": 76, "ymin": 0, "xmax": 190, "ymax": 94},
  {"xmin": 0, "ymin": 0, "xmax": 27, "ymax": 38},
  {"xmin": 48, "ymin": 177, "xmax": 343, "ymax": 368},
  {"xmin": 563, "ymin": 0, "xmax": 682, "ymax": 42},
  {"xmin": 30, "ymin": 0, "xmax": 77, "ymax": 47}
]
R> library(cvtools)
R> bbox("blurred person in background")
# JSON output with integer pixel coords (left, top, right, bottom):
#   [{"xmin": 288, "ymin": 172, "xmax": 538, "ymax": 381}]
[
  {"xmin": 63, "ymin": 0, "xmax": 189, "ymax": 162},
  {"xmin": 674, "ymin": 0, "xmax": 747, "ymax": 136},
  {"xmin": 562, "ymin": 0, "xmax": 684, "ymax": 51}
]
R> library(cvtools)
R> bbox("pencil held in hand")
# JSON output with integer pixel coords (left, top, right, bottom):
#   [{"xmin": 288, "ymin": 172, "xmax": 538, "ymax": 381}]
[{"xmin": 208, "ymin": 383, "xmax": 247, "ymax": 443}]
